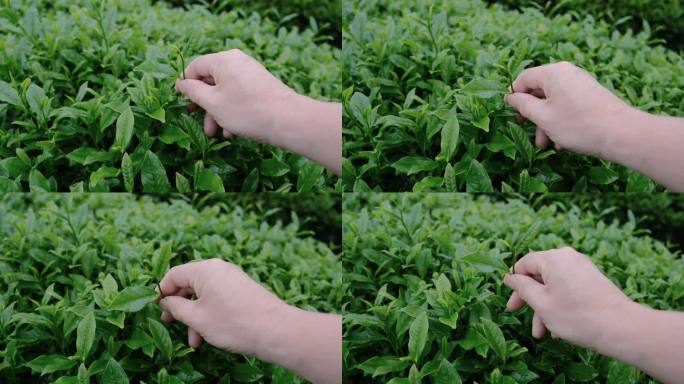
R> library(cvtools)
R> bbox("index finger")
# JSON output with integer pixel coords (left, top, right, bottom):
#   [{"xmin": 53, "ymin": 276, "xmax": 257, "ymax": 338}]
[
  {"xmin": 184, "ymin": 53, "xmax": 221, "ymax": 80},
  {"xmin": 513, "ymin": 249, "xmax": 559, "ymax": 277},
  {"xmin": 512, "ymin": 64, "xmax": 554, "ymax": 94},
  {"xmin": 159, "ymin": 262, "xmax": 199, "ymax": 297}
]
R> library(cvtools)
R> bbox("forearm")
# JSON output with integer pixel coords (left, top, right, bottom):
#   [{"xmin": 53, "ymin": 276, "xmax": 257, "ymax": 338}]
[
  {"xmin": 270, "ymin": 95, "xmax": 342, "ymax": 176},
  {"xmin": 603, "ymin": 108, "xmax": 684, "ymax": 191},
  {"xmin": 598, "ymin": 301, "xmax": 684, "ymax": 384},
  {"xmin": 261, "ymin": 305, "xmax": 342, "ymax": 384}
]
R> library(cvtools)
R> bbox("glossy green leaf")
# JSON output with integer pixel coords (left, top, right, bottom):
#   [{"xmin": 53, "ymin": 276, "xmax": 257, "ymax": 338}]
[
  {"xmin": 466, "ymin": 160, "xmax": 493, "ymax": 192},
  {"xmin": 101, "ymin": 358, "xmax": 129, "ymax": 384},
  {"xmin": 392, "ymin": 157, "xmax": 439, "ymax": 176},
  {"xmin": 76, "ymin": 311, "xmax": 96, "ymax": 361},
  {"xmin": 141, "ymin": 151, "xmax": 170, "ymax": 193},
  {"xmin": 407, "ymin": 310, "xmax": 429, "ymax": 362},
  {"xmin": 148, "ymin": 319, "xmax": 173, "ymax": 361},
  {"xmin": 439, "ymin": 113, "xmax": 460, "ymax": 162},
  {"xmin": 109, "ymin": 286, "xmax": 157, "ymax": 312},
  {"xmin": 115, "ymin": 106, "xmax": 135, "ymax": 151}
]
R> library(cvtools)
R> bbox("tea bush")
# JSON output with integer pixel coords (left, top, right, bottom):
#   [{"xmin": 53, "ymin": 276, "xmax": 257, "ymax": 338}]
[
  {"xmin": 0, "ymin": 0, "xmax": 341, "ymax": 192},
  {"xmin": 343, "ymin": 193, "xmax": 684, "ymax": 383},
  {"xmin": 160, "ymin": 0, "xmax": 342, "ymax": 45},
  {"xmin": 342, "ymin": 0, "xmax": 684, "ymax": 192},
  {"xmin": 489, "ymin": 0, "xmax": 684, "ymax": 50},
  {"xmin": 0, "ymin": 194, "xmax": 344, "ymax": 383}
]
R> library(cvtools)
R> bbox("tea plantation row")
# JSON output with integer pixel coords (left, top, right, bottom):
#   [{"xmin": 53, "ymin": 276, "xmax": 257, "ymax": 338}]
[
  {"xmin": 0, "ymin": 0, "xmax": 340, "ymax": 192},
  {"xmin": 342, "ymin": 0, "xmax": 684, "ymax": 192},
  {"xmin": 489, "ymin": 0, "xmax": 683, "ymax": 50},
  {"xmin": 0, "ymin": 194, "xmax": 344, "ymax": 383},
  {"xmin": 342, "ymin": 193, "xmax": 683, "ymax": 383}
]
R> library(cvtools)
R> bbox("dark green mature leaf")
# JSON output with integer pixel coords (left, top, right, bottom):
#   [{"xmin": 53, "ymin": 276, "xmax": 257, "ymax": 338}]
[
  {"xmin": 26, "ymin": 355, "xmax": 77, "ymax": 376},
  {"xmin": 439, "ymin": 113, "xmax": 460, "ymax": 162},
  {"xmin": 196, "ymin": 169, "xmax": 225, "ymax": 192},
  {"xmin": 141, "ymin": 151, "xmax": 170, "ymax": 193},
  {"xmin": 476, "ymin": 317, "xmax": 507, "ymax": 360},
  {"xmin": 462, "ymin": 78, "xmax": 504, "ymax": 98},
  {"xmin": 433, "ymin": 359, "xmax": 462, "ymax": 384},
  {"xmin": 357, "ymin": 356, "xmax": 411, "ymax": 377},
  {"xmin": 148, "ymin": 319, "xmax": 173, "ymax": 361},
  {"xmin": 259, "ymin": 159, "xmax": 290, "ymax": 177},
  {"xmin": 588, "ymin": 166, "xmax": 619, "ymax": 185},
  {"xmin": 566, "ymin": 362, "xmax": 598, "ymax": 382},
  {"xmin": 466, "ymin": 160, "xmax": 493, "ymax": 192},
  {"xmin": 392, "ymin": 157, "xmax": 439, "ymax": 176},
  {"xmin": 76, "ymin": 311, "xmax": 96, "ymax": 361},
  {"xmin": 0, "ymin": 80, "xmax": 22, "ymax": 106},
  {"xmin": 407, "ymin": 310, "xmax": 429, "ymax": 363},
  {"xmin": 115, "ymin": 106, "xmax": 135, "ymax": 151},
  {"xmin": 101, "ymin": 358, "xmax": 129, "ymax": 384},
  {"xmin": 109, "ymin": 287, "xmax": 157, "ymax": 312},
  {"xmin": 121, "ymin": 153, "xmax": 134, "ymax": 193}
]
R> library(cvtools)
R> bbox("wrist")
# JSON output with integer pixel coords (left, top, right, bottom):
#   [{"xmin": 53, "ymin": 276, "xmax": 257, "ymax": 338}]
[
  {"xmin": 600, "ymin": 106, "xmax": 651, "ymax": 166},
  {"xmin": 594, "ymin": 299, "xmax": 651, "ymax": 365}
]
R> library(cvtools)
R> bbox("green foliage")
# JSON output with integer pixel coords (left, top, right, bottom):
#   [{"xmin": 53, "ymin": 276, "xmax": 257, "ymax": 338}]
[
  {"xmin": 160, "ymin": 0, "xmax": 342, "ymax": 45},
  {"xmin": 0, "ymin": 194, "xmax": 343, "ymax": 382},
  {"xmin": 0, "ymin": 0, "xmax": 340, "ymax": 192},
  {"xmin": 342, "ymin": 0, "xmax": 684, "ymax": 192},
  {"xmin": 343, "ymin": 193, "xmax": 684, "ymax": 383},
  {"xmin": 489, "ymin": 0, "xmax": 684, "ymax": 51}
]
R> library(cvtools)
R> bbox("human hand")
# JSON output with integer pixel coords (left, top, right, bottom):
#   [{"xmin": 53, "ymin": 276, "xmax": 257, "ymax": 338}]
[
  {"xmin": 158, "ymin": 258, "xmax": 342, "ymax": 384},
  {"xmin": 503, "ymin": 247, "xmax": 633, "ymax": 349},
  {"xmin": 174, "ymin": 49, "xmax": 297, "ymax": 143},
  {"xmin": 504, "ymin": 62, "xmax": 633, "ymax": 157},
  {"xmin": 175, "ymin": 49, "xmax": 342, "ymax": 176},
  {"xmin": 158, "ymin": 258, "xmax": 288, "ymax": 355}
]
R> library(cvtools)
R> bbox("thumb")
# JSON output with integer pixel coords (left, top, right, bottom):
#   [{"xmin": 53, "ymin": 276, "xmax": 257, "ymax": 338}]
[
  {"xmin": 175, "ymin": 79, "xmax": 215, "ymax": 111},
  {"xmin": 160, "ymin": 296, "xmax": 199, "ymax": 328},
  {"xmin": 504, "ymin": 274, "xmax": 546, "ymax": 310},
  {"xmin": 505, "ymin": 93, "xmax": 546, "ymax": 123}
]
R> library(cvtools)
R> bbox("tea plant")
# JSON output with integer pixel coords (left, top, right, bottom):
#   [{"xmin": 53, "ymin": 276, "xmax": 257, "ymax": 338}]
[
  {"xmin": 343, "ymin": 193, "xmax": 684, "ymax": 383},
  {"xmin": 0, "ymin": 0, "xmax": 341, "ymax": 192},
  {"xmin": 160, "ymin": 0, "xmax": 342, "ymax": 45},
  {"xmin": 0, "ymin": 194, "xmax": 344, "ymax": 383},
  {"xmin": 342, "ymin": 0, "xmax": 684, "ymax": 192},
  {"xmin": 489, "ymin": 0, "xmax": 684, "ymax": 50}
]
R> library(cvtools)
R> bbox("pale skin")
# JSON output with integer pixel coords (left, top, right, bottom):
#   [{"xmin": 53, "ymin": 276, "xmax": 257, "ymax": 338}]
[
  {"xmin": 174, "ymin": 49, "xmax": 342, "ymax": 176},
  {"xmin": 157, "ymin": 258, "xmax": 342, "ymax": 384},
  {"xmin": 505, "ymin": 61, "xmax": 684, "ymax": 191},
  {"xmin": 504, "ymin": 247, "xmax": 684, "ymax": 384}
]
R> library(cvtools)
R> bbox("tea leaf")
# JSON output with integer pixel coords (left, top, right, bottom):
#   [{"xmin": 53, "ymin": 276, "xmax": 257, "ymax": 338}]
[
  {"xmin": 407, "ymin": 310, "xmax": 429, "ymax": 363},
  {"xmin": 76, "ymin": 311, "xmax": 96, "ymax": 361},
  {"xmin": 109, "ymin": 286, "xmax": 157, "ymax": 312},
  {"xmin": 141, "ymin": 151, "xmax": 170, "ymax": 193}
]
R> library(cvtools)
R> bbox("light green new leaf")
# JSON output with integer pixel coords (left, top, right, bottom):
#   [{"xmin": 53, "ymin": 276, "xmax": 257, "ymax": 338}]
[
  {"xmin": 476, "ymin": 317, "xmax": 507, "ymax": 360},
  {"xmin": 115, "ymin": 106, "xmax": 135, "ymax": 151},
  {"xmin": 76, "ymin": 311, "xmax": 96, "ymax": 361},
  {"xmin": 439, "ymin": 113, "xmax": 460, "ymax": 162},
  {"xmin": 462, "ymin": 78, "xmax": 503, "ymax": 98},
  {"xmin": 101, "ymin": 358, "xmax": 129, "ymax": 384},
  {"xmin": 141, "ymin": 151, "xmax": 170, "ymax": 193},
  {"xmin": 109, "ymin": 286, "xmax": 157, "ymax": 312},
  {"xmin": 148, "ymin": 318, "xmax": 174, "ymax": 361},
  {"xmin": 26, "ymin": 83, "xmax": 47, "ymax": 119},
  {"xmin": 407, "ymin": 310, "xmax": 429, "ymax": 362}
]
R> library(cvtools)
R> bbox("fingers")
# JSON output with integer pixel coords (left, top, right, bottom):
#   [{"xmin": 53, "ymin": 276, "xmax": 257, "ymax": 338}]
[
  {"xmin": 503, "ymin": 273, "xmax": 545, "ymax": 310},
  {"xmin": 188, "ymin": 327, "xmax": 203, "ymax": 349},
  {"xmin": 532, "ymin": 312, "xmax": 547, "ymax": 338},
  {"xmin": 159, "ymin": 296, "xmax": 198, "ymax": 328},
  {"xmin": 222, "ymin": 129, "xmax": 232, "ymax": 139},
  {"xmin": 512, "ymin": 249, "xmax": 555, "ymax": 277},
  {"xmin": 159, "ymin": 262, "xmax": 199, "ymax": 297},
  {"xmin": 175, "ymin": 79, "xmax": 215, "ymax": 111},
  {"xmin": 535, "ymin": 127, "xmax": 550, "ymax": 148},
  {"xmin": 184, "ymin": 53, "xmax": 220, "ymax": 80},
  {"xmin": 506, "ymin": 291, "xmax": 526, "ymax": 311},
  {"xmin": 512, "ymin": 64, "xmax": 553, "ymax": 94},
  {"xmin": 505, "ymin": 93, "xmax": 546, "ymax": 123},
  {"xmin": 204, "ymin": 113, "xmax": 219, "ymax": 137}
]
